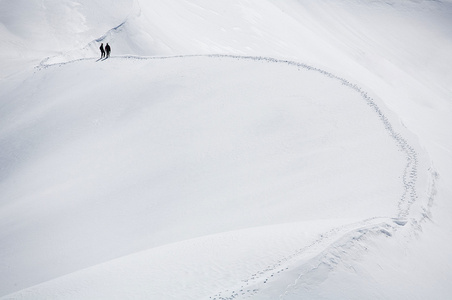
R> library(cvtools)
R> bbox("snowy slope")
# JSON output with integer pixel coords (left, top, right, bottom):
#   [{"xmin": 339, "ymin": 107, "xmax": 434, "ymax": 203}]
[
  {"xmin": 1, "ymin": 0, "xmax": 451, "ymax": 299},
  {"xmin": 0, "ymin": 54, "xmax": 422, "ymax": 298}
]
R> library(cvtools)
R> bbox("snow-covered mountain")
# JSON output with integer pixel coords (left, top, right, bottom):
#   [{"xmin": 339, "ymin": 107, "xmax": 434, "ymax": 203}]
[{"xmin": 1, "ymin": 0, "xmax": 451, "ymax": 299}]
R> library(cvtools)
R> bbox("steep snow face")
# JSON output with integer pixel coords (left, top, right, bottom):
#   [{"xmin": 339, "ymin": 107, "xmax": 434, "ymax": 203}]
[
  {"xmin": 42, "ymin": 0, "xmax": 452, "ymax": 86},
  {"xmin": 1, "ymin": 0, "xmax": 452, "ymax": 299}
]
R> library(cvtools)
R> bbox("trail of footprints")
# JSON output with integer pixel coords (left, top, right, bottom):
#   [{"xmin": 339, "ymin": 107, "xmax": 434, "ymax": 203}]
[
  {"xmin": 37, "ymin": 53, "xmax": 431, "ymax": 300},
  {"xmin": 202, "ymin": 54, "xmax": 421, "ymax": 299},
  {"xmin": 209, "ymin": 218, "xmax": 399, "ymax": 300}
]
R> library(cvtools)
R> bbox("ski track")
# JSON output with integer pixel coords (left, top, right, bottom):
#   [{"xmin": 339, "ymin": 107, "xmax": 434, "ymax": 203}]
[{"xmin": 36, "ymin": 54, "xmax": 437, "ymax": 299}]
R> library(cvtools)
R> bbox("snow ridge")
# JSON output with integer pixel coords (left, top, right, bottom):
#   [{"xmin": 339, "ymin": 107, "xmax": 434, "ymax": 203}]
[{"xmin": 210, "ymin": 217, "xmax": 396, "ymax": 300}]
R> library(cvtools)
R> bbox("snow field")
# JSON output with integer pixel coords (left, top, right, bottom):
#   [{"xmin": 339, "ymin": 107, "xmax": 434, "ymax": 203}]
[
  {"xmin": 0, "ymin": 54, "xmax": 430, "ymax": 298},
  {"xmin": 1, "ymin": 0, "xmax": 451, "ymax": 298}
]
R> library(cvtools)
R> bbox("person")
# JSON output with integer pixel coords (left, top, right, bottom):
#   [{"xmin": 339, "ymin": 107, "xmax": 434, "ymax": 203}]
[
  {"xmin": 99, "ymin": 43, "xmax": 105, "ymax": 58},
  {"xmin": 105, "ymin": 43, "xmax": 111, "ymax": 58}
]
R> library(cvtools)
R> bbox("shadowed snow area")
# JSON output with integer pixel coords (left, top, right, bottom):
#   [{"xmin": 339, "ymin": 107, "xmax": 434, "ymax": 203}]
[{"xmin": 0, "ymin": 0, "xmax": 451, "ymax": 299}]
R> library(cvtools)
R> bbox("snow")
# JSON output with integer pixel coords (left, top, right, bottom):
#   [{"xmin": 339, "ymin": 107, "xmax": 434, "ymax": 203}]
[{"xmin": 0, "ymin": 0, "xmax": 451, "ymax": 299}]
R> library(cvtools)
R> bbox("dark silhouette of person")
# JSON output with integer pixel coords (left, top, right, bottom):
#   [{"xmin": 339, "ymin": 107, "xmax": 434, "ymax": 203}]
[
  {"xmin": 100, "ymin": 43, "xmax": 105, "ymax": 58},
  {"xmin": 105, "ymin": 43, "xmax": 111, "ymax": 58}
]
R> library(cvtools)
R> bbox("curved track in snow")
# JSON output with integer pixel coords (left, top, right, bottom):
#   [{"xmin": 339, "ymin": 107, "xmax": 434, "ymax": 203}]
[
  {"xmin": 39, "ymin": 52, "xmax": 431, "ymax": 219},
  {"xmin": 33, "ymin": 54, "xmax": 437, "ymax": 299}
]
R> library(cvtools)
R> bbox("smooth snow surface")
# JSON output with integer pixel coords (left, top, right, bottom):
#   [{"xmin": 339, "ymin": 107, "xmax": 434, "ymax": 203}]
[{"xmin": 0, "ymin": 0, "xmax": 451, "ymax": 299}]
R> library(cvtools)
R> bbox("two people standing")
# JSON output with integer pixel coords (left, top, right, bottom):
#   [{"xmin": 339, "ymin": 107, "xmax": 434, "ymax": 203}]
[{"xmin": 99, "ymin": 43, "xmax": 111, "ymax": 59}]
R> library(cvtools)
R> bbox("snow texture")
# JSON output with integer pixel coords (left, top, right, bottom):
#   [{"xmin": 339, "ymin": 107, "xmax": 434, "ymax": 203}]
[{"xmin": 0, "ymin": 0, "xmax": 451, "ymax": 299}]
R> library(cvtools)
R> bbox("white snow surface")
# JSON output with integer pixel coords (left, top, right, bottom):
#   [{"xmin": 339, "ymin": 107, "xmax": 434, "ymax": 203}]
[{"xmin": 0, "ymin": 0, "xmax": 451, "ymax": 299}]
